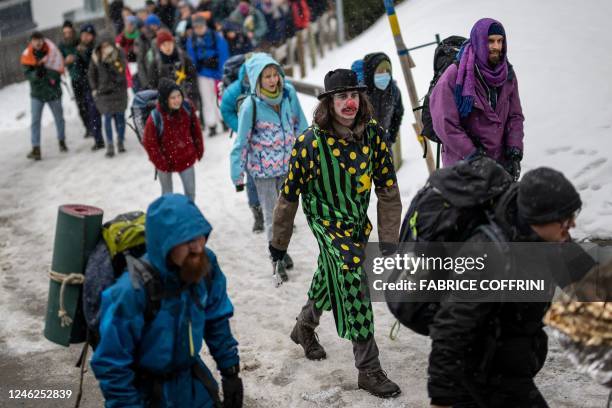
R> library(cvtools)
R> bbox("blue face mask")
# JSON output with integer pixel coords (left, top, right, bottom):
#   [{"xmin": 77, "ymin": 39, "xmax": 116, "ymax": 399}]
[{"xmin": 374, "ymin": 72, "xmax": 391, "ymax": 90}]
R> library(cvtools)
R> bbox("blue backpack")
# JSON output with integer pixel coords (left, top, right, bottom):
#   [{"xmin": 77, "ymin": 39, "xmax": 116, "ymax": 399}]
[{"xmin": 131, "ymin": 89, "xmax": 196, "ymax": 144}]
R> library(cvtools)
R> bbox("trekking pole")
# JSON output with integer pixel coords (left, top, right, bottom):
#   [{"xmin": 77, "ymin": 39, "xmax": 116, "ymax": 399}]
[{"xmin": 382, "ymin": 0, "xmax": 435, "ymax": 174}]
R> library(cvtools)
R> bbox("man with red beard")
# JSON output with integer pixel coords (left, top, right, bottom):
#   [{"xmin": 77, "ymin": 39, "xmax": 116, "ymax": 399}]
[
  {"xmin": 91, "ymin": 194, "xmax": 243, "ymax": 407},
  {"xmin": 430, "ymin": 18, "xmax": 524, "ymax": 181},
  {"xmin": 269, "ymin": 69, "xmax": 403, "ymax": 398}
]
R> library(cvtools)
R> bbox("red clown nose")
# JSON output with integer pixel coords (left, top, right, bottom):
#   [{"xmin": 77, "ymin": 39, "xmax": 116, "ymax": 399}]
[{"xmin": 346, "ymin": 99, "xmax": 358, "ymax": 109}]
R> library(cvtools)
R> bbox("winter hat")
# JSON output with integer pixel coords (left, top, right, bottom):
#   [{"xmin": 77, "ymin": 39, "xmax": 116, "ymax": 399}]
[
  {"xmin": 125, "ymin": 15, "xmax": 139, "ymax": 26},
  {"xmin": 517, "ymin": 167, "xmax": 582, "ymax": 225},
  {"xmin": 318, "ymin": 69, "xmax": 367, "ymax": 100},
  {"xmin": 145, "ymin": 14, "xmax": 162, "ymax": 27},
  {"xmin": 63, "ymin": 20, "xmax": 74, "ymax": 29},
  {"xmin": 156, "ymin": 29, "xmax": 174, "ymax": 48},
  {"xmin": 80, "ymin": 23, "xmax": 96, "ymax": 36},
  {"xmin": 488, "ymin": 22, "xmax": 505, "ymax": 37},
  {"xmin": 158, "ymin": 78, "xmax": 183, "ymax": 112},
  {"xmin": 192, "ymin": 13, "xmax": 208, "ymax": 27}
]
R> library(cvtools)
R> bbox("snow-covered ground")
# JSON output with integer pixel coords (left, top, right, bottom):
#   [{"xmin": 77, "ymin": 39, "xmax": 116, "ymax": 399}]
[{"xmin": 0, "ymin": 0, "xmax": 610, "ymax": 406}]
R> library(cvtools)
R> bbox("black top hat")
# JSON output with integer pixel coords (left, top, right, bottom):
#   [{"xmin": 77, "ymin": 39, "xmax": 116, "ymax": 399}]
[{"xmin": 317, "ymin": 69, "xmax": 367, "ymax": 100}]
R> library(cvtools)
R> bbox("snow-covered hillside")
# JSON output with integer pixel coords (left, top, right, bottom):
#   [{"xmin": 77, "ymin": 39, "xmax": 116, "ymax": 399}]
[{"xmin": 0, "ymin": 0, "xmax": 610, "ymax": 407}]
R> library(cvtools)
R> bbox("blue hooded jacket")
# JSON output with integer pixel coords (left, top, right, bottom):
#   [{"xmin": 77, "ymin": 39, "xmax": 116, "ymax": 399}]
[
  {"xmin": 91, "ymin": 194, "xmax": 239, "ymax": 408},
  {"xmin": 220, "ymin": 63, "xmax": 249, "ymax": 133},
  {"xmin": 186, "ymin": 30, "xmax": 230, "ymax": 80},
  {"xmin": 229, "ymin": 53, "xmax": 309, "ymax": 185}
]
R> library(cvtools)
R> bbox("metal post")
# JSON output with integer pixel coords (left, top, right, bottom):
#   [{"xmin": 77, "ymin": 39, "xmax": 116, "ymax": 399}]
[
  {"xmin": 336, "ymin": 0, "xmax": 345, "ymax": 45},
  {"xmin": 383, "ymin": 0, "xmax": 435, "ymax": 174}
]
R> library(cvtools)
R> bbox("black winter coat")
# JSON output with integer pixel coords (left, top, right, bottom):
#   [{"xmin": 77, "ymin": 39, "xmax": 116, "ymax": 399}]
[
  {"xmin": 363, "ymin": 52, "xmax": 404, "ymax": 144},
  {"xmin": 89, "ymin": 46, "xmax": 128, "ymax": 114},
  {"xmin": 149, "ymin": 48, "xmax": 201, "ymax": 109},
  {"xmin": 427, "ymin": 185, "xmax": 595, "ymax": 406}
]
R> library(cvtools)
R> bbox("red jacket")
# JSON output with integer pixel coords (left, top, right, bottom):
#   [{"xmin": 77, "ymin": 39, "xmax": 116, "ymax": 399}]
[
  {"xmin": 291, "ymin": 0, "xmax": 311, "ymax": 30},
  {"xmin": 143, "ymin": 103, "xmax": 204, "ymax": 173}
]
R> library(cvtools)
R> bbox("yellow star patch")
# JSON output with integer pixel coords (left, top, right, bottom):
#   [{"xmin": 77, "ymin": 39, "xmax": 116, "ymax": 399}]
[
  {"xmin": 356, "ymin": 173, "xmax": 371, "ymax": 194},
  {"xmin": 175, "ymin": 67, "xmax": 187, "ymax": 84}
]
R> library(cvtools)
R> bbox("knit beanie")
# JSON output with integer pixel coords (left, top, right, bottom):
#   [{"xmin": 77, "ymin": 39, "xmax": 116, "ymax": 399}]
[
  {"xmin": 63, "ymin": 20, "xmax": 73, "ymax": 29},
  {"xmin": 517, "ymin": 167, "xmax": 582, "ymax": 224},
  {"xmin": 488, "ymin": 22, "xmax": 505, "ymax": 37},
  {"xmin": 145, "ymin": 14, "xmax": 161, "ymax": 27},
  {"xmin": 156, "ymin": 29, "xmax": 174, "ymax": 48}
]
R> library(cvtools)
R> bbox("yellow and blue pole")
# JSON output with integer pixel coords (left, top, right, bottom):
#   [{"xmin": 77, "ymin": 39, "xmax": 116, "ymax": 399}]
[{"xmin": 383, "ymin": 0, "xmax": 435, "ymax": 174}]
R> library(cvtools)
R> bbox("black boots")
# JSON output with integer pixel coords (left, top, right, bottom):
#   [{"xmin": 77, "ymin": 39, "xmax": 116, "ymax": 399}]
[
  {"xmin": 117, "ymin": 141, "xmax": 126, "ymax": 153},
  {"xmin": 290, "ymin": 319, "xmax": 327, "ymax": 361},
  {"xmin": 272, "ymin": 259, "xmax": 288, "ymax": 287},
  {"xmin": 26, "ymin": 146, "xmax": 41, "ymax": 160},
  {"xmin": 283, "ymin": 253, "xmax": 294, "ymax": 269},
  {"xmin": 91, "ymin": 141, "xmax": 105, "ymax": 151},
  {"xmin": 59, "ymin": 140, "xmax": 68, "ymax": 152},
  {"xmin": 250, "ymin": 206, "xmax": 264, "ymax": 233},
  {"xmin": 357, "ymin": 370, "xmax": 401, "ymax": 398},
  {"xmin": 208, "ymin": 126, "xmax": 217, "ymax": 137}
]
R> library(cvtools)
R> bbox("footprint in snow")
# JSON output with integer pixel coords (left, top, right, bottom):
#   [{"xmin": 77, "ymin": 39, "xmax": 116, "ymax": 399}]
[{"xmin": 573, "ymin": 157, "xmax": 608, "ymax": 178}]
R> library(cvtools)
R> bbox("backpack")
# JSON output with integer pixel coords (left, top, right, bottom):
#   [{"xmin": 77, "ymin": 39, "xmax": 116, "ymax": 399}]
[
  {"xmin": 75, "ymin": 211, "xmax": 218, "ymax": 407},
  {"xmin": 221, "ymin": 53, "xmax": 247, "ymax": 91},
  {"xmin": 420, "ymin": 35, "xmax": 467, "ymax": 144},
  {"xmin": 386, "ymin": 157, "xmax": 513, "ymax": 335},
  {"xmin": 82, "ymin": 211, "xmax": 150, "ymax": 347},
  {"xmin": 130, "ymin": 89, "xmax": 196, "ymax": 144}
]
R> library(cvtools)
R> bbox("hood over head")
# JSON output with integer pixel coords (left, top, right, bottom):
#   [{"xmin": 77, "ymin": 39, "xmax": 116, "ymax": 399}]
[{"xmin": 145, "ymin": 194, "xmax": 212, "ymax": 277}]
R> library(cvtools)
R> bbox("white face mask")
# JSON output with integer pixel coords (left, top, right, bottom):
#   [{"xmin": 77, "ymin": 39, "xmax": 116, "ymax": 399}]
[{"xmin": 374, "ymin": 72, "xmax": 391, "ymax": 90}]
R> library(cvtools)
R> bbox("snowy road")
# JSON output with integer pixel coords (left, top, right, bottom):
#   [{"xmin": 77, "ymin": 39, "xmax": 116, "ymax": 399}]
[
  {"xmin": 2, "ymin": 0, "xmax": 612, "ymax": 405},
  {"xmin": 0, "ymin": 114, "xmax": 608, "ymax": 407}
]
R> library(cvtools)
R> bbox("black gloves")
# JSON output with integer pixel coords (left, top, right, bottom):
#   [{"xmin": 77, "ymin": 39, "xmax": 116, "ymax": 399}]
[
  {"xmin": 235, "ymin": 184, "xmax": 245, "ymax": 192},
  {"xmin": 504, "ymin": 147, "xmax": 523, "ymax": 181},
  {"xmin": 220, "ymin": 365, "xmax": 243, "ymax": 408},
  {"xmin": 269, "ymin": 243, "xmax": 287, "ymax": 263}
]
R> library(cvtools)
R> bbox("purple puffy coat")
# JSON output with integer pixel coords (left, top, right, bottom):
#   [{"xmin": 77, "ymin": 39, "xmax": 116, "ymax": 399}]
[{"xmin": 430, "ymin": 63, "xmax": 524, "ymax": 167}]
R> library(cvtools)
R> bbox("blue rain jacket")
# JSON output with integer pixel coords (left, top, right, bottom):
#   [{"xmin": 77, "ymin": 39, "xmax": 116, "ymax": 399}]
[{"xmin": 91, "ymin": 194, "xmax": 239, "ymax": 408}]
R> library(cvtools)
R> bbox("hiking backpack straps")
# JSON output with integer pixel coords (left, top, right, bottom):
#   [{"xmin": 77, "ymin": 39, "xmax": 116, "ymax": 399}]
[{"xmin": 150, "ymin": 102, "xmax": 198, "ymax": 150}]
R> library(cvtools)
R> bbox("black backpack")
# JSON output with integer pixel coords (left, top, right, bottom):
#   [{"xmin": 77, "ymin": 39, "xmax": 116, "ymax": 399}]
[
  {"xmin": 386, "ymin": 157, "xmax": 512, "ymax": 335},
  {"xmin": 420, "ymin": 35, "xmax": 467, "ymax": 144}
]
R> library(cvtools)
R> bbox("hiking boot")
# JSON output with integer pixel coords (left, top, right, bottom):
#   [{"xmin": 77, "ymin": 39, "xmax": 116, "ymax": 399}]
[
  {"xmin": 208, "ymin": 126, "xmax": 217, "ymax": 137},
  {"xmin": 250, "ymin": 206, "xmax": 264, "ymax": 233},
  {"xmin": 290, "ymin": 319, "xmax": 327, "ymax": 360},
  {"xmin": 105, "ymin": 144, "xmax": 115, "ymax": 158},
  {"xmin": 59, "ymin": 140, "xmax": 68, "ymax": 152},
  {"xmin": 91, "ymin": 141, "xmax": 105, "ymax": 151},
  {"xmin": 272, "ymin": 259, "xmax": 288, "ymax": 286},
  {"xmin": 26, "ymin": 146, "xmax": 41, "ymax": 161},
  {"xmin": 357, "ymin": 370, "xmax": 401, "ymax": 398},
  {"xmin": 284, "ymin": 253, "xmax": 294, "ymax": 269},
  {"xmin": 117, "ymin": 141, "xmax": 126, "ymax": 153}
]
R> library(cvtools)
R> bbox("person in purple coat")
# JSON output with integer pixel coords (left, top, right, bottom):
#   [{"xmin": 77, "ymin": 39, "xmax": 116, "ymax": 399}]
[{"xmin": 430, "ymin": 18, "xmax": 524, "ymax": 180}]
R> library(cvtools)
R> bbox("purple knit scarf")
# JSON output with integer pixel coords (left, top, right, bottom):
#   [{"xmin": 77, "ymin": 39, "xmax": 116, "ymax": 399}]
[{"xmin": 455, "ymin": 18, "xmax": 508, "ymax": 117}]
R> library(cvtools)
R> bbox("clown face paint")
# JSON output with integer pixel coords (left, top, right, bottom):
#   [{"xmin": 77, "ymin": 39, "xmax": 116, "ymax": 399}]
[{"xmin": 332, "ymin": 91, "xmax": 360, "ymax": 124}]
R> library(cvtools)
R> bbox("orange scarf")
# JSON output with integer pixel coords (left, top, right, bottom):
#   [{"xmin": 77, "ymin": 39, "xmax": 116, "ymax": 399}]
[{"xmin": 20, "ymin": 39, "xmax": 65, "ymax": 74}]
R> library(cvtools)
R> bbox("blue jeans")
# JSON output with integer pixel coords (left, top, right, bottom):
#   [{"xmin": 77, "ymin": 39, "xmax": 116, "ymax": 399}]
[
  {"xmin": 103, "ymin": 112, "xmax": 126, "ymax": 144},
  {"xmin": 246, "ymin": 172, "xmax": 260, "ymax": 207},
  {"xmin": 31, "ymin": 97, "xmax": 65, "ymax": 147}
]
